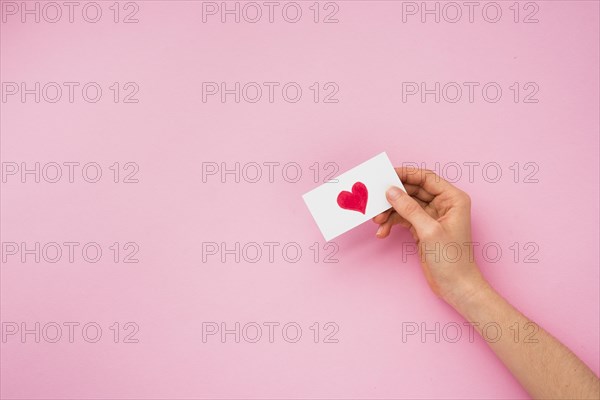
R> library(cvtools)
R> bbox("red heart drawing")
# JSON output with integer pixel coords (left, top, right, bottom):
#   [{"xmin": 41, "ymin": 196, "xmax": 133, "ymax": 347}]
[{"xmin": 337, "ymin": 182, "xmax": 368, "ymax": 214}]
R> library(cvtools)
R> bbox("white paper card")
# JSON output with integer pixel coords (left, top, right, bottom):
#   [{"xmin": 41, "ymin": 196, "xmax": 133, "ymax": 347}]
[{"xmin": 302, "ymin": 152, "xmax": 405, "ymax": 241}]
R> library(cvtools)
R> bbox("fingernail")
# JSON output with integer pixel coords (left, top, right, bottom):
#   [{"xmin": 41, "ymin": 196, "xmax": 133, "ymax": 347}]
[
  {"xmin": 376, "ymin": 225, "xmax": 384, "ymax": 237},
  {"xmin": 386, "ymin": 186, "xmax": 403, "ymax": 200}
]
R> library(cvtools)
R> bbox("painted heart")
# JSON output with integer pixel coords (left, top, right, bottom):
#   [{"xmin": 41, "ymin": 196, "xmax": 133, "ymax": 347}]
[{"xmin": 337, "ymin": 182, "xmax": 368, "ymax": 214}]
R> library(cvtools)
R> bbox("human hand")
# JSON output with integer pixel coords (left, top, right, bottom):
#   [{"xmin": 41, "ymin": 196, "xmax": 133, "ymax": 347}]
[
  {"xmin": 373, "ymin": 167, "xmax": 488, "ymax": 308},
  {"xmin": 375, "ymin": 168, "xmax": 600, "ymax": 400}
]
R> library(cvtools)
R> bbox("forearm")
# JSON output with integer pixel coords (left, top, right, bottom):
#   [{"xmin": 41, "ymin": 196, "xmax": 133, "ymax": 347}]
[{"xmin": 451, "ymin": 279, "xmax": 600, "ymax": 399}]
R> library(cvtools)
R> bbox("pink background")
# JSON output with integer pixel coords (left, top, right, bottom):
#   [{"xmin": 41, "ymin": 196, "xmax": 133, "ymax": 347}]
[{"xmin": 1, "ymin": 1, "xmax": 599, "ymax": 399}]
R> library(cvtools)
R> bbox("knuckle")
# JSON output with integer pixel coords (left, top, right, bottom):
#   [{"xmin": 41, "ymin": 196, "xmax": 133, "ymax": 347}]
[
  {"xmin": 421, "ymin": 169, "xmax": 435, "ymax": 180},
  {"xmin": 423, "ymin": 169, "xmax": 443, "ymax": 185},
  {"xmin": 457, "ymin": 191, "xmax": 472, "ymax": 207}
]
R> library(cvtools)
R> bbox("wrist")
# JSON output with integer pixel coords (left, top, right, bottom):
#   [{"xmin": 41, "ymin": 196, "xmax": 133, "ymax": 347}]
[{"xmin": 443, "ymin": 272, "xmax": 491, "ymax": 315}]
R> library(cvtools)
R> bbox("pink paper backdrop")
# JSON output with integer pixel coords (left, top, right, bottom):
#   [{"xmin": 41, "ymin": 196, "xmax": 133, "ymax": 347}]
[{"xmin": 1, "ymin": 1, "xmax": 598, "ymax": 399}]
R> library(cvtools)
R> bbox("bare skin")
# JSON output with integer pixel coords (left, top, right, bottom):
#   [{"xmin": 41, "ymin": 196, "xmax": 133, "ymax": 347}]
[{"xmin": 373, "ymin": 167, "xmax": 600, "ymax": 400}]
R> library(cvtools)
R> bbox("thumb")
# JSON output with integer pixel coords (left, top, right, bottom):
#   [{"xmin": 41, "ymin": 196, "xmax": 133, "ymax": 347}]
[{"xmin": 386, "ymin": 186, "xmax": 436, "ymax": 237}]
